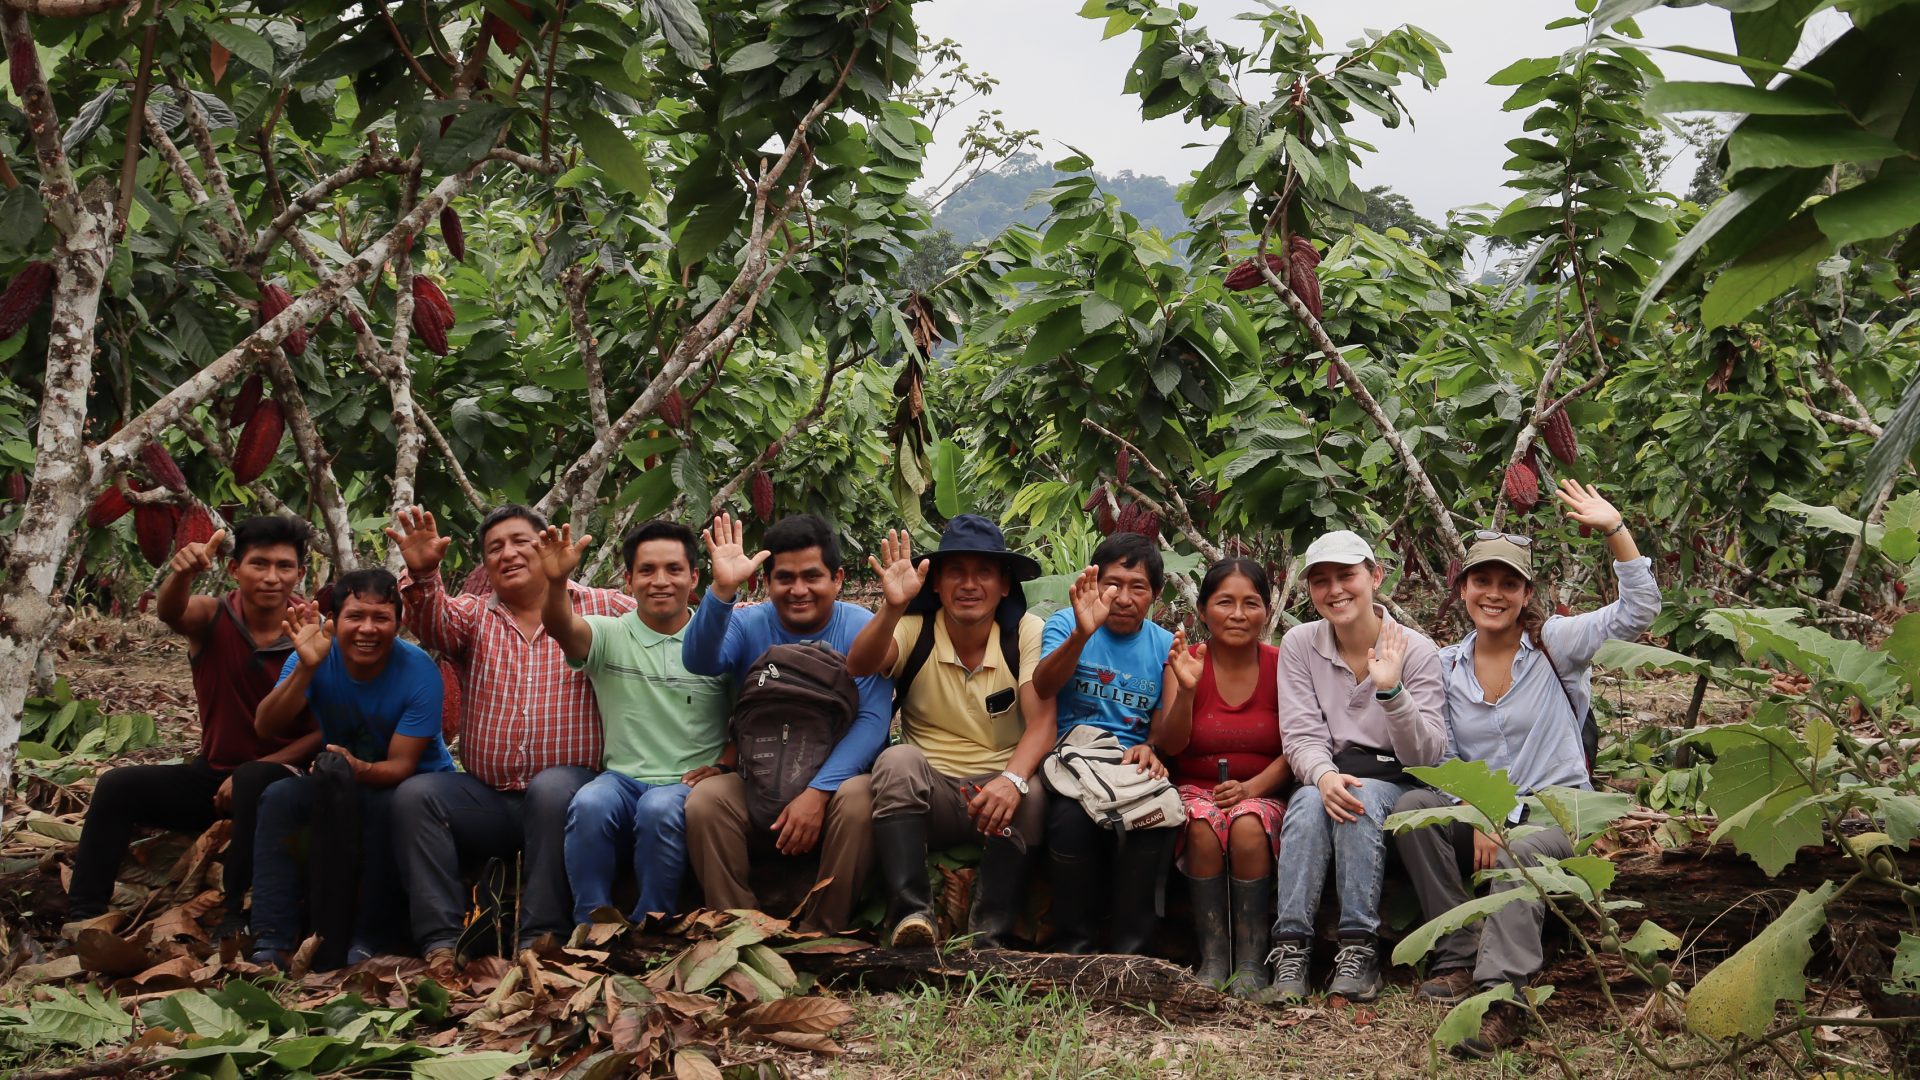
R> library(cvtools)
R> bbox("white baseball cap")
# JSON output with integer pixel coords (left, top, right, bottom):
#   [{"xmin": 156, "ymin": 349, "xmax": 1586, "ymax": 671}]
[{"xmin": 1301, "ymin": 530, "xmax": 1376, "ymax": 572}]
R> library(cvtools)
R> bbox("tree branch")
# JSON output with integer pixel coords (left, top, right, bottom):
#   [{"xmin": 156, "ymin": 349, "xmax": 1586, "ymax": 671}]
[
  {"xmin": 705, "ymin": 352, "xmax": 862, "ymax": 519},
  {"xmin": 1079, "ymin": 417, "xmax": 1224, "ymax": 563},
  {"xmin": 247, "ymin": 152, "xmax": 407, "ymax": 267},
  {"xmin": 111, "ymin": 23, "xmax": 157, "ymax": 243},
  {"xmin": 3, "ymin": 0, "xmax": 131, "ymax": 14}
]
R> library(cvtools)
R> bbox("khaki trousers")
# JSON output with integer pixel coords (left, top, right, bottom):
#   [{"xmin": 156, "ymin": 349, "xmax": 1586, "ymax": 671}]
[
  {"xmin": 682, "ymin": 773, "xmax": 873, "ymax": 932},
  {"xmin": 869, "ymin": 743, "xmax": 1045, "ymax": 852}
]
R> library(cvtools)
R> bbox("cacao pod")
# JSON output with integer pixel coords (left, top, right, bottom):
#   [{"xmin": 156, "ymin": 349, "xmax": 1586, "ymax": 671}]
[
  {"xmin": 413, "ymin": 275, "xmax": 455, "ymax": 327},
  {"xmin": 1115, "ymin": 448, "xmax": 1131, "ymax": 485},
  {"xmin": 232, "ymin": 399, "xmax": 285, "ymax": 485},
  {"xmin": 485, "ymin": 1, "xmax": 533, "ymax": 52},
  {"xmin": 1223, "ymin": 253, "xmax": 1284, "ymax": 291},
  {"xmin": 9, "ymin": 32, "xmax": 35, "ymax": 100},
  {"xmin": 1540, "ymin": 408, "xmax": 1578, "ymax": 464},
  {"xmin": 3, "ymin": 472, "xmax": 22, "ymax": 503},
  {"xmin": 1084, "ymin": 485, "xmax": 1117, "ymax": 535},
  {"xmin": 1326, "ymin": 362, "xmax": 1340, "ymax": 390},
  {"xmin": 175, "ymin": 503, "xmax": 216, "ymax": 551},
  {"xmin": 1287, "ymin": 235, "xmax": 1322, "ymax": 319},
  {"xmin": 230, "ymin": 372, "xmax": 264, "ymax": 428},
  {"xmin": 88, "ymin": 485, "xmax": 131, "ymax": 527},
  {"xmin": 259, "ymin": 282, "xmax": 307, "ymax": 357},
  {"xmin": 134, "ymin": 504, "xmax": 174, "ymax": 567},
  {"xmin": 141, "ymin": 441, "xmax": 188, "ymax": 493},
  {"xmin": 1895, "ymin": 581, "xmax": 1908, "ymax": 600},
  {"xmin": 440, "ymin": 206, "xmax": 466, "ymax": 263},
  {"xmin": 0, "ymin": 261, "xmax": 55, "ymax": 339},
  {"xmin": 440, "ymin": 660, "xmax": 464, "ymax": 736},
  {"xmin": 750, "ymin": 469, "xmax": 774, "ymax": 523},
  {"xmin": 1504, "ymin": 461, "xmax": 1540, "ymax": 511},
  {"xmin": 344, "ymin": 306, "xmax": 369, "ymax": 335},
  {"xmin": 411, "ymin": 292, "xmax": 449, "ymax": 355},
  {"xmin": 1579, "ymin": 523, "xmax": 1594, "ymax": 539},
  {"xmin": 659, "ymin": 388, "xmax": 687, "ymax": 429}
]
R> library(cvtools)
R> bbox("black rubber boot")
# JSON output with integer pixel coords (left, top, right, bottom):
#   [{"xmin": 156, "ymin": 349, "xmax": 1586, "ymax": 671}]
[
  {"xmin": 968, "ymin": 835, "xmax": 1030, "ymax": 950},
  {"xmin": 874, "ymin": 815, "xmax": 935, "ymax": 948},
  {"xmin": 1107, "ymin": 827, "xmax": 1177, "ymax": 955},
  {"xmin": 1046, "ymin": 848, "xmax": 1101, "ymax": 955},
  {"xmin": 1228, "ymin": 876, "xmax": 1272, "ymax": 999},
  {"xmin": 1187, "ymin": 873, "xmax": 1230, "ymax": 986}
]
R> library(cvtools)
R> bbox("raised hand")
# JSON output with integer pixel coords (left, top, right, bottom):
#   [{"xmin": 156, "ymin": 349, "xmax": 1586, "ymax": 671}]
[
  {"xmin": 1168, "ymin": 631, "xmax": 1206, "ymax": 690},
  {"xmin": 534, "ymin": 524, "xmax": 591, "ymax": 583},
  {"xmin": 868, "ymin": 529, "xmax": 930, "ymax": 611},
  {"xmin": 170, "ymin": 527, "xmax": 227, "ymax": 577},
  {"xmin": 283, "ymin": 599, "xmax": 334, "ymax": 669},
  {"xmin": 702, "ymin": 512, "xmax": 770, "ymax": 599},
  {"xmin": 1367, "ymin": 619, "xmax": 1407, "ymax": 693},
  {"xmin": 1068, "ymin": 566, "xmax": 1118, "ymax": 637},
  {"xmin": 1554, "ymin": 479, "xmax": 1623, "ymax": 533},
  {"xmin": 385, "ymin": 506, "xmax": 452, "ymax": 575}
]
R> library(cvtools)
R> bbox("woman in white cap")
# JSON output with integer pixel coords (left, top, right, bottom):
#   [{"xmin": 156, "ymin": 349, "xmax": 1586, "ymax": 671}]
[
  {"xmin": 1265, "ymin": 529, "xmax": 1447, "ymax": 1003},
  {"xmin": 1395, "ymin": 479, "xmax": 1658, "ymax": 1057}
]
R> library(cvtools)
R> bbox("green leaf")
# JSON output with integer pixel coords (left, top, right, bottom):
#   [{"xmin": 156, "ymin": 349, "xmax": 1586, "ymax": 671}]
[
  {"xmin": 1710, "ymin": 784, "xmax": 1822, "ymax": 875},
  {"xmin": 1891, "ymin": 933, "xmax": 1920, "ymax": 993},
  {"xmin": 208, "ymin": 23, "xmax": 276, "ymax": 76},
  {"xmin": 1812, "ymin": 170, "xmax": 1920, "ymax": 247},
  {"xmin": 1764, "ymin": 492, "xmax": 1885, "ymax": 546},
  {"xmin": 424, "ymin": 104, "xmax": 510, "ymax": 174},
  {"xmin": 1644, "ymin": 80, "xmax": 1840, "ymax": 115},
  {"xmin": 1725, "ymin": 116, "xmax": 1906, "ymax": 177},
  {"xmin": 684, "ymin": 942, "xmax": 739, "ymax": 992},
  {"xmin": 642, "ymin": 0, "xmax": 710, "ymax": 69},
  {"xmin": 1632, "ymin": 168, "xmax": 1812, "ymax": 329},
  {"xmin": 1592, "ymin": 639, "xmax": 1717, "ymax": 677},
  {"xmin": 0, "ymin": 183, "xmax": 45, "ymax": 252},
  {"xmin": 572, "ymin": 112, "xmax": 653, "ymax": 199},
  {"xmin": 1686, "ymin": 883, "xmax": 1833, "ymax": 1039},
  {"xmin": 932, "ymin": 438, "xmax": 961, "ymax": 520},
  {"xmin": 675, "ymin": 191, "xmax": 746, "ymax": 268},
  {"xmin": 1406, "ymin": 758, "xmax": 1519, "ymax": 830},
  {"xmin": 25, "ymin": 986, "xmax": 131, "ymax": 1048},
  {"xmin": 722, "ymin": 40, "xmax": 779, "ymax": 75},
  {"xmin": 410, "ymin": 1051, "xmax": 533, "ymax": 1079},
  {"xmin": 1860, "ymin": 368, "xmax": 1920, "ymax": 509},
  {"xmin": 1393, "ymin": 889, "xmax": 1536, "ymax": 967},
  {"xmin": 1079, "ymin": 293, "xmax": 1125, "ymax": 333},
  {"xmin": 1434, "ymin": 983, "xmax": 1538, "ymax": 1049},
  {"xmin": 1732, "ymin": 0, "xmax": 1821, "ymax": 84},
  {"xmin": 1559, "ymin": 855, "xmax": 1617, "ymax": 894},
  {"xmin": 1622, "ymin": 920, "xmax": 1682, "ymax": 962},
  {"xmin": 1701, "ymin": 215, "xmax": 1826, "ymax": 327},
  {"xmin": 1383, "ymin": 801, "xmax": 1492, "ymax": 835}
]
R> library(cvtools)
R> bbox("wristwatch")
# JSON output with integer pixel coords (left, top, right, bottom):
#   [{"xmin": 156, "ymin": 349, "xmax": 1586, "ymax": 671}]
[{"xmin": 999, "ymin": 770, "xmax": 1030, "ymax": 795}]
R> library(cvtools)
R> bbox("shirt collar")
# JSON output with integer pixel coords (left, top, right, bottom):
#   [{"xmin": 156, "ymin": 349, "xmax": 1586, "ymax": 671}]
[
  {"xmin": 933, "ymin": 613, "xmax": 1002, "ymax": 671},
  {"xmin": 627, "ymin": 608, "xmax": 692, "ymax": 647},
  {"xmin": 1310, "ymin": 603, "xmax": 1393, "ymax": 666}
]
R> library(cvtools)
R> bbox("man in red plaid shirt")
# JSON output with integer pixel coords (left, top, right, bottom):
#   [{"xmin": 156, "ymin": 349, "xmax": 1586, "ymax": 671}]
[{"xmin": 388, "ymin": 504, "xmax": 635, "ymax": 977}]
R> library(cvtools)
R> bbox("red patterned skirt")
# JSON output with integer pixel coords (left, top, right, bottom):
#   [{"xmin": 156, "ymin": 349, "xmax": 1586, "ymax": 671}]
[{"xmin": 1175, "ymin": 784, "xmax": 1285, "ymax": 872}]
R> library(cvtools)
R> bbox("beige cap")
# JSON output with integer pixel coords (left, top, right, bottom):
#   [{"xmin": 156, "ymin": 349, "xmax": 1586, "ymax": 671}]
[
  {"xmin": 1460, "ymin": 536, "xmax": 1534, "ymax": 581},
  {"xmin": 1301, "ymin": 530, "xmax": 1375, "ymax": 572}
]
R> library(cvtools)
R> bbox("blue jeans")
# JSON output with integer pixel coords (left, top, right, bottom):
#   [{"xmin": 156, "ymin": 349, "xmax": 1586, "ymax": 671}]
[
  {"xmin": 564, "ymin": 773, "xmax": 692, "ymax": 923},
  {"xmin": 1272, "ymin": 778, "xmax": 1408, "ymax": 940},
  {"xmin": 251, "ymin": 774, "xmax": 407, "ymax": 958}
]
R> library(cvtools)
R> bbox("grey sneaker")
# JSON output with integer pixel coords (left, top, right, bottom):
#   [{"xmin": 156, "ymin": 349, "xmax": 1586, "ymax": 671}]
[
  {"xmin": 1326, "ymin": 938, "xmax": 1382, "ymax": 1002},
  {"xmin": 1259, "ymin": 938, "xmax": 1312, "ymax": 1002}
]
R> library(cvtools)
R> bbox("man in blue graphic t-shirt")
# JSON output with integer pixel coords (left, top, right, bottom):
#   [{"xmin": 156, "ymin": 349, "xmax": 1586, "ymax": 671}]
[{"xmin": 1033, "ymin": 531, "xmax": 1195, "ymax": 955}]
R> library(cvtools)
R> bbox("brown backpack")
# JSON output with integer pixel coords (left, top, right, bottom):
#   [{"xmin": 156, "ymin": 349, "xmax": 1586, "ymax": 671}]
[{"xmin": 730, "ymin": 642, "xmax": 859, "ymax": 831}]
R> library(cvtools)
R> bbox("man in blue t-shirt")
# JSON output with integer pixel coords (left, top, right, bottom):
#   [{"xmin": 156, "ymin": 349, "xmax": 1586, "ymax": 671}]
[
  {"xmin": 680, "ymin": 512, "xmax": 890, "ymax": 932},
  {"xmin": 1033, "ymin": 531, "xmax": 1194, "ymax": 955},
  {"xmin": 250, "ymin": 569, "xmax": 453, "ymax": 968}
]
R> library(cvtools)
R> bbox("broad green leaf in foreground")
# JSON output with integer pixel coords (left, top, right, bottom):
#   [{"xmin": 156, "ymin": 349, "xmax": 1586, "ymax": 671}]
[
  {"xmin": 1407, "ymin": 758, "xmax": 1519, "ymax": 830},
  {"xmin": 1686, "ymin": 883, "xmax": 1833, "ymax": 1039}
]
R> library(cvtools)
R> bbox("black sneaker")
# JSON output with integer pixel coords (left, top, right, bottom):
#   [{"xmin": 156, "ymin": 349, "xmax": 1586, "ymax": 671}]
[
  {"xmin": 1326, "ymin": 937, "xmax": 1382, "ymax": 1002},
  {"xmin": 1258, "ymin": 938, "xmax": 1312, "ymax": 1002}
]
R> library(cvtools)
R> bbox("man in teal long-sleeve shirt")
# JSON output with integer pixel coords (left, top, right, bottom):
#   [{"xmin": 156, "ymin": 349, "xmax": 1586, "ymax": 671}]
[{"xmin": 680, "ymin": 512, "xmax": 890, "ymax": 931}]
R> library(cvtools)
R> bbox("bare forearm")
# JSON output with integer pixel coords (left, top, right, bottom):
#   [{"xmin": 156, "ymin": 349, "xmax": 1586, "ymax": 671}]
[
  {"xmin": 1247, "ymin": 755, "xmax": 1292, "ymax": 799},
  {"xmin": 255, "ymin": 671, "xmax": 313, "ymax": 738},
  {"xmin": 1006, "ymin": 687, "xmax": 1056, "ymax": 780},
  {"xmin": 540, "ymin": 579, "xmax": 593, "ymax": 661},
  {"xmin": 1149, "ymin": 685, "xmax": 1195, "ymax": 753},
  {"xmin": 1605, "ymin": 525, "xmax": 1641, "ymax": 562},
  {"xmin": 845, "ymin": 602, "xmax": 905, "ymax": 677},
  {"xmin": 354, "ymin": 760, "xmax": 415, "ymax": 788},
  {"xmin": 1032, "ymin": 632, "xmax": 1089, "ymax": 700},
  {"xmin": 261, "ymin": 730, "xmax": 321, "ymax": 766}
]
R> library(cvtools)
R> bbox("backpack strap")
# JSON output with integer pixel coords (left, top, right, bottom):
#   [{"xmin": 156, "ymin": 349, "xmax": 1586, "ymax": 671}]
[
  {"xmin": 892, "ymin": 614, "xmax": 939, "ymax": 717},
  {"xmin": 995, "ymin": 604, "xmax": 1022, "ymax": 680}
]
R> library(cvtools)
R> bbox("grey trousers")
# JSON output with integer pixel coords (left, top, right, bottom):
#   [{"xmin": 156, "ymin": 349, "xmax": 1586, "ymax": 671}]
[{"xmin": 1392, "ymin": 787, "xmax": 1574, "ymax": 989}]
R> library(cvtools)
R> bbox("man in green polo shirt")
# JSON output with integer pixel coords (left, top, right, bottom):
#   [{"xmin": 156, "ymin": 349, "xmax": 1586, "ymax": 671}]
[
  {"xmin": 536, "ymin": 519, "xmax": 734, "ymax": 924},
  {"xmin": 844, "ymin": 515, "xmax": 1055, "ymax": 948}
]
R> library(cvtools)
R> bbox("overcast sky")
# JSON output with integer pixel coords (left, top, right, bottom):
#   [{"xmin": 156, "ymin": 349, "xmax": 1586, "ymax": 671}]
[{"xmin": 913, "ymin": 2, "xmax": 1828, "ymax": 224}]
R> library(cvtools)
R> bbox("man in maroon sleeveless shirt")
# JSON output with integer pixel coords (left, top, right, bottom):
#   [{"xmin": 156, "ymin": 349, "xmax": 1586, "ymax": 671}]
[{"xmin": 67, "ymin": 516, "xmax": 321, "ymax": 937}]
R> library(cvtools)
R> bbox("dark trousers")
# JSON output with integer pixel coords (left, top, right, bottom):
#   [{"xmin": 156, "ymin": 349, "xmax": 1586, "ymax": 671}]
[
  {"xmin": 67, "ymin": 757, "xmax": 296, "ymax": 920},
  {"xmin": 393, "ymin": 767, "xmax": 592, "ymax": 954},
  {"xmin": 250, "ymin": 772, "xmax": 408, "ymax": 961}
]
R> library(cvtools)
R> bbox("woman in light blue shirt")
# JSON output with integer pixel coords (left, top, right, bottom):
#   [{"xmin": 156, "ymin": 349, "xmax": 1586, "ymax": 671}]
[{"xmin": 1395, "ymin": 479, "xmax": 1659, "ymax": 1058}]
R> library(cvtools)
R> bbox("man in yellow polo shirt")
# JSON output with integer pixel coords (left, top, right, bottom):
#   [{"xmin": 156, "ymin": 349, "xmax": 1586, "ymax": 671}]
[{"xmin": 845, "ymin": 515, "xmax": 1055, "ymax": 948}]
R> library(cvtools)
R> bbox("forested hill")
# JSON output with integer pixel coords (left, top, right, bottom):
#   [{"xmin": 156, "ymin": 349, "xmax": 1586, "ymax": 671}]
[{"xmin": 934, "ymin": 154, "xmax": 1188, "ymax": 243}]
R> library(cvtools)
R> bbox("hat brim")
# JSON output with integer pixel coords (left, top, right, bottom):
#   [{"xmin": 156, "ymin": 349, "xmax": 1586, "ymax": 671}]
[
  {"xmin": 924, "ymin": 547, "xmax": 1043, "ymax": 582},
  {"xmin": 1301, "ymin": 553, "xmax": 1372, "ymax": 574},
  {"xmin": 1459, "ymin": 552, "xmax": 1533, "ymax": 582}
]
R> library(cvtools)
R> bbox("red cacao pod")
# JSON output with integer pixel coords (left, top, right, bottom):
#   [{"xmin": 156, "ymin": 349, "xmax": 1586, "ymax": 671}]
[
  {"xmin": 9, "ymin": 33, "xmax": 36, "ymax": 100},
  {"xmin": 1084, "ymin": 486, "xmax": 1117, "ymax": 535},
  {"xmin": 134, "ymin": 504, "xmax": 174, "ymax": 567},
  {"xmin": 1223, "ymin": 253, "xmax": 1285, "ymax": 291},
  {"xmin": 88, "ymin": 485, "xmax": 131, "ymax": 527},
  {"xmin": 0, "ymin": 261, "xmax": 55, "ymax": 339},
  {"xmin": 1579, "ymin": 523, "xmax": 1594, "ymax": 539},
  {"xmin": 141, "ymin": 441, "xmax": 188, "ymax": 493},
  {"xmin": 411, "ymin": 293, "xmax": 449, "ymax": 355},
  {"xmin": 232, "ymin": 398, "xmax": 285, "ymax": 485},
  {"xmin": 440, "ymin": 206, "xmax": 466, "ymax": 263},
  {"xmin": 1504, "ymin": 461, "xmax": 1540, "ymax": 511},
  {"xmin": 258, "ymin": 282, "xmax": 307, "ymax": 356},
  {"xmin": 344, "ymin": 306, "xmax": 369, "ymax": 335},
  {"xmin": 412, "ymin": 275, "xmax": 455, "ymax": 327},
  {"xmin": 750, "ymin": 469, "xmax": 774, "ymax": 523},
  {"xmin": 1540, "ymin": 408, "xmax": 1578, "ymax": 465},
  {"xmin": 1115, "ymin": 448, "xmax": 1131, "ymax": 485},
  {"xmin": 230, "ymin": 372, "xmax": 264, "ymax": 428},
  {"xmin": 659, "ymin": 388, "xmax": 687, "ymax": 429},
  {"xmin": 460, "ymin": 563, "xmax": 493, "ymax": 598},
  {"xmin": 3, "ymin": 472, "xmax": 23, "ymax": 502},
  {"xmin": 175, "ymin": 503, "xmax": 216, "ymax": 551},
  {"xmin": 1445, "ymin": 558, "xmax": 1462, "ymax": 590},
  {"xmin": 1287, "ymin": 235, "xmax": 1322, "ymax": 319},
  {"xmin": 440, "ymin": 659, "xmax": 464, "ymax": 736}
]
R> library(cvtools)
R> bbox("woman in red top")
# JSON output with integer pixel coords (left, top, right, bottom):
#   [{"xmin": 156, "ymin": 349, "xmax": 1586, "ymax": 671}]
[{"xmin": 1159, "ymin": 558, "xmax": 1290, "ymax": 998}]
